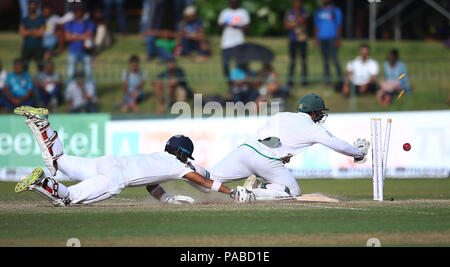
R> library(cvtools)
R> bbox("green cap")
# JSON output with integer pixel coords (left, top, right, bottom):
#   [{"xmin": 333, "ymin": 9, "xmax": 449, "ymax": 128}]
[{"xmin": 297, "ymin": 93, "xmax": 329, "ymax": 113}]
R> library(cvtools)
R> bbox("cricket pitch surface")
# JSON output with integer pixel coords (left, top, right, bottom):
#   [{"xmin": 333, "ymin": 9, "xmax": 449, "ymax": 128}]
[{"xmin": 1, "ymin": 178, "xmax": 449, "ymax": 247}]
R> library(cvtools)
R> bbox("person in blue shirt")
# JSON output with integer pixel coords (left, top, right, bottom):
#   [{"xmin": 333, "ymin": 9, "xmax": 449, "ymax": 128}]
[
  {"xmin": 2, "ymin": 59, "xmax": 34, "ymax": 111},
  {"xmin": 285, "ymin": 0, "xmax": 309, "ymax": 88},
  {"xmin": 178, "ymin": 6, "xmax": 210, "ymax": 62},
  {"xmin": 377, "ymin": 49, "xmax": 411, "ymax": 106},
  {"xmin": 19, "ymin": 0, "xmax": 45, "ymax": 72},
  {"xmin": 230, "ymin": 63, "xmax": 258, "ymax": 104},
  {"xmin": 384, "ymin": 49, "xmax": 410, "ymax": 92},
  {"xmin": 314, "ymin": 0, "xmax": 343, "ymax": 86},
  {"xmin": 64, "ymin": 4, "xmax": 95, "ymax": 82}
]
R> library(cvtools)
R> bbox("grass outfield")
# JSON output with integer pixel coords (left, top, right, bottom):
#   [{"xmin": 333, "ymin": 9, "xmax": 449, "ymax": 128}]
[{"xmin": 0, "ymin": 178, "xmax": 449, "ymax": 247}]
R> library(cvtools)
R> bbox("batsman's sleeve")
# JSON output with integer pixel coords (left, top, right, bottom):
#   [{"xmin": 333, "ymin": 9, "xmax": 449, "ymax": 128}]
[{"xmin": 313, "ymin": 125, "xmax": 363, "ymax": 157}]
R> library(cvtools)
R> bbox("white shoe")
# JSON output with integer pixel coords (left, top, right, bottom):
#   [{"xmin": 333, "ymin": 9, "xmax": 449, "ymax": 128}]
[
  {"xmin": 15, "ymin": 167, "xmax": 45, "ymax": 193},
  {"xmin": 15, "ymin": 167, "xmax": 70, "ymax": 207}
]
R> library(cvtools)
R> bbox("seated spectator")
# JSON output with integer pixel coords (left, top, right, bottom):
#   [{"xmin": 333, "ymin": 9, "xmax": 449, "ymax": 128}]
[
  {"xmin": 153, "ymin": 58, "xmax": 192, "ymax": 114},
  {"xmin": 255, "ymin": 63, "xmax": 287, "ymax": 110},
  {"xmin": 65, "ymin": 72, "xmax": 98, "ymax": 113},
  {"xmin": 121, "ymin": 55, "xmax": 146, "ymax": 113},
  {"xmin": 64, "ymin": 4, "xmax": 95, "ymax": 82},
  {"xmin": 377, "ymin": 49, "xmax": 411, "ymax": 106},
  {"xmin": 19, "ymin": 0, "xmax": 45, "ymax": 72},
  {"xmin": 343, "ymin": 44, "xmax": 379, "ymax": 96},
  {"xmin": 177, "ymin": 6, "xmax": 210, "ymax": 62},
  {"xmin": 35, "ymin": 60, "xmax": 63, "ymax": 111},
  {"xmin": 2, "ymin": 59, "xmax": 34, "ymax": 112},
  {"xmin": 154, "ymin": 30, "xmax": 178, "ymax": 61},
  {"xmin": 0, "ymin": 60, "xmax": 7, "ymax": 113},
  {"xmin": 42, "ymin": 4, "xmax": 62, "ymax": 60},
  {"xmin": 230, "ymin": 63, "xmax": 259, "ymax": 104}
]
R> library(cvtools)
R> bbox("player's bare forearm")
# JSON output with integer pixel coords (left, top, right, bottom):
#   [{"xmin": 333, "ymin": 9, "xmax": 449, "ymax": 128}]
[
  {"xmin": 184, "ymin": 172, "xmax": 231, "ymax": 194},
  {"xmin": 217, "ymin": 184, "xmax": 231, "ymax": 194}
]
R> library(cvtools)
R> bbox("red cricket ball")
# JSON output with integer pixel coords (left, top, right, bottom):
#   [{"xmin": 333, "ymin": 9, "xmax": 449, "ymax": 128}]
[{"xmin": 403, "ymin": 143, "xmax": 411, "ymax": 151}]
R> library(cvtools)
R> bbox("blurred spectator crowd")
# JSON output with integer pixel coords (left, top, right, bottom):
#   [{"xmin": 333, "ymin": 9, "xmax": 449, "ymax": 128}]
[{"xmin": 0, "ymin": 0, "xmax": 412, "ymax": 115}]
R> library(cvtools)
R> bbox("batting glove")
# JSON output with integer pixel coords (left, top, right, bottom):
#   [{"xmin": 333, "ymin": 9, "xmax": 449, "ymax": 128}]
[{"xmin": 230, "ymin": 186, "xmax": 256, "ymax": 203}]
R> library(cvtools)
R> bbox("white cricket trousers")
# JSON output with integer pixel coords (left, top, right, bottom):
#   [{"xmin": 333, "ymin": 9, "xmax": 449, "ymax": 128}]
[
  {"xmin": 210, "ymin": 139, "xmax": 301, "ymax": 196},
  {"xmin": 57, "ymin": 154, "xmax": 127, "ymax": 204}
]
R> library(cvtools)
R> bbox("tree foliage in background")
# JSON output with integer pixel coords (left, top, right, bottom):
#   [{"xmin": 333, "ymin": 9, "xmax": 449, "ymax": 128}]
[{"xmin": 196, "ymin": 0, "xmax": 320, "ymax": 36}]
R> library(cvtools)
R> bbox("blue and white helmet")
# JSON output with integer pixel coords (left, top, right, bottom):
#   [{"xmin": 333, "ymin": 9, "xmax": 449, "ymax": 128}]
[{"xmin": 165, "ymin": 135, "xmax": 195, "ymax": 163}]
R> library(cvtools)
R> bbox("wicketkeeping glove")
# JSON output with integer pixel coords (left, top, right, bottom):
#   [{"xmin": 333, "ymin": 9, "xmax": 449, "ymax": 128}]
[{"xmin": 353, "ymin": 138, "xmax": 370, "ymax": 164}]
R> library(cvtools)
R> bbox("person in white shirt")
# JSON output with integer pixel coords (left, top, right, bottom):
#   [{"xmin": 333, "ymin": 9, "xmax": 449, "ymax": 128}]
[
  {"xmin": 0, "ymin": 60, "xmax": 7, "ymax": 90},
  {"xmin": 208, "ymin": 93, "xmax": 370, "ymax": 200},
  {"xmin": 218, "ymin": 0, "xmax": 250, "ymax": 84},
  {"xmin": 65, "ymin": 72, "xmax": 98, "ymax": 113},
  {"xmin": 13, "ymin": 107, "xmax": 254, "ymax": 205},
  {"xmin": 343, "ymin": 43, "xmax": 379, "ymax": 96},
  {"xmin": 42, "ymin": 4, "xmax": 63, "ymax": 59}
]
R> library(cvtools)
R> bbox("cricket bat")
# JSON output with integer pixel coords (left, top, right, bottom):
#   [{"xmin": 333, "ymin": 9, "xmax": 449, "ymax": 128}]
[{"xmin": 274, "ymin": 193, "xmax": 339, "ymax": 203}]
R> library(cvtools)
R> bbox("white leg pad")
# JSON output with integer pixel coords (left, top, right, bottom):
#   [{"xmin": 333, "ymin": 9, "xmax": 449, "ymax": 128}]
[
  {"xmin": 251, "ymin": 188, "xmax": 291, "ymax": 201},
  {"xmin": 25, "ymin": 119, "xmax": 57, "ymax": 176},
  {"xmin": 29, "ymin": 185, "xmax": 67, "ymax": 207}
]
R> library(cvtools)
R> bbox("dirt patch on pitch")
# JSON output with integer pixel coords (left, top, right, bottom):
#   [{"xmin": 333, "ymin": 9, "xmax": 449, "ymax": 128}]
[{"xmin": 1, "ymin": 198, "xmax": 449, "ymax": 214}]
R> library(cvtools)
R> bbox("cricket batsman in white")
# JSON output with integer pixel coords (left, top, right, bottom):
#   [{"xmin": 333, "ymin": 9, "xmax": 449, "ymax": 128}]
[
  {"xmin": 13, "ymin": 106, "xmax": 254, "ymax": 206},
  {"xmin": 204, "ymin": 93, "xmax": 370, "ymax": 201}
]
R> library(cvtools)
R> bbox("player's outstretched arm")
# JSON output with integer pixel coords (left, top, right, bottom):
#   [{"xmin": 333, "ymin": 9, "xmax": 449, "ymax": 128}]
[
  {"xmin": 314, "ymin": 126, "xmax": 364, "ymax": 158},
  {"xmin": 184, "ymin": 172, "xmax": 255, "ymax": 203},
  {"xmin": 184, "ymin": 172, "xmax": 231, "ymax": 194}
]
